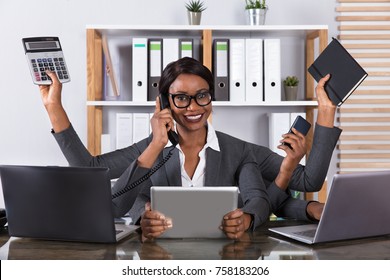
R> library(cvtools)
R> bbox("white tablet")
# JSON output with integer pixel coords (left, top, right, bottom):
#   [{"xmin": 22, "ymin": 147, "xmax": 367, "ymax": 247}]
[{"xmin": 151, "ymin": 186, "xmax": 238, "ymax": 239}]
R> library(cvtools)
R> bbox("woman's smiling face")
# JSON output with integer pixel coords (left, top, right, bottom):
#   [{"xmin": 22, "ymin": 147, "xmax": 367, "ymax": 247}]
[{"xmin": 168, "ymin": 73, "xmax": 212, "ymax": 133}]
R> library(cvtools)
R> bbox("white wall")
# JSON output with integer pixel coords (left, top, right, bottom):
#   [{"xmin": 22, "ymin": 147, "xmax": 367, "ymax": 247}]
[{"xmin": 0, "ymin": 0, "xmax": 338, "ymax": 206}]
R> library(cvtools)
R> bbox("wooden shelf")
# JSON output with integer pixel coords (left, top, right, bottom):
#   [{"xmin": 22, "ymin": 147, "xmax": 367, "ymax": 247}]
[{"xmin": 87, "ymin": 24, "xmax": 328, "ymax": 35}]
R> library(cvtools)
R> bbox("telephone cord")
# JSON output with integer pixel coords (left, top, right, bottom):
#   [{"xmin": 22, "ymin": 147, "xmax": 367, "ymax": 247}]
[{"xmin": 111, "ymin": 146, "xmax": 175, "ymax": 199}]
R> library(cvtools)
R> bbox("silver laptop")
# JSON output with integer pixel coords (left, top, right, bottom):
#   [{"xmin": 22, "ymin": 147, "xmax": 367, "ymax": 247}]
[
  {"xmin": 269, "ymin": 171, "xmax": 390, "ymax": 244},
  {"xmin": 151, "ymin": 186, "xmax": 238, "ymax": 238},
  {"xmin": 0, "ymin": 165, "xmax": 139, "ymax": 243}
]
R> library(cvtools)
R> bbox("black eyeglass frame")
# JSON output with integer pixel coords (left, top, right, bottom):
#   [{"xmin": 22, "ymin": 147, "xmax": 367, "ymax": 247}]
[{"xmin": 169, "ymin": 91, "xmax": 212, "ymax": 108}]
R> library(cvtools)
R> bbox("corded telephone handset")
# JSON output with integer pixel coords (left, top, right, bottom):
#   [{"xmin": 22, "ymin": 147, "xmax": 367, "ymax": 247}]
[
  {"xmin": 159, "ymin": 94, "xmax": 179, "ymax": 146},
  {"xmin": 0, "ymin": 208, "xmax": 7, "ymax": 228},
  {"xmin": 111, "ymin": 94, "xmax": 178, "ymax": 199}
]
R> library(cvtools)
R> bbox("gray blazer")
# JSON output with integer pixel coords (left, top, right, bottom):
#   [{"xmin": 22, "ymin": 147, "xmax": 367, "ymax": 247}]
[
  {"xmin": 52, "ymin": 123, "xmax": 341, "ymax": 222},
  {"xmin": 53, "ymin": 127, "xmax": 270, "ymax": 229},
  {"xmin": 250, "ymin": 124, "xmax": 342, "ymax": 220}
]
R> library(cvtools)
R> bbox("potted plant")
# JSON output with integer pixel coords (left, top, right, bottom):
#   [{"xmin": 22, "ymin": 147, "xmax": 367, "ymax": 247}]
[
  {"xmin": 245, "ymin": 0, "xmax": 268, "ymax": 25},
  {"xmin": 245, "ymin": 0, "xmax": 266, "ymax": 9},
  {"xmin": 185, "ymin": 0, "xmax": 207, "ymax": 25},
  {"xmin": 283, "ymin": 76, "xmax": 299, "ymax": 101}
]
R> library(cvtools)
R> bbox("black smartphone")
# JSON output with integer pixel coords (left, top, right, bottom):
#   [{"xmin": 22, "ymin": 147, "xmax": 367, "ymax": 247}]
[
  {"xmin": 283, "ymin": 115, "xmax": 311, "ymax": 149},
  {"xmin": 0, "ymin": 208, "xmax": 6, "ymax": 228},
  {"xmin": 159, "ymin": 94, "xmax": 179, "ymax": 146}
]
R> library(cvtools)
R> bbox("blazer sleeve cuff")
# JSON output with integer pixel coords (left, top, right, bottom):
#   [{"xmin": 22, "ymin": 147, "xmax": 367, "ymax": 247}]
[{"xmin": 267, "ymin": 183, "xmax": 290, "ymax": 212}]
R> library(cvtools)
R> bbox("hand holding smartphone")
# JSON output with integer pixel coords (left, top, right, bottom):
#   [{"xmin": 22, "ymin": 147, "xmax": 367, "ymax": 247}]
[{"xmin": 283, "ymin": 115, "xmax": 311, "ymax": 149}]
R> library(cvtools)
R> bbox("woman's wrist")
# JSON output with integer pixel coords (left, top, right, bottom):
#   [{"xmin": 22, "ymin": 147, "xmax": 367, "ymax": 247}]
[
  {"xmin": 137, "ymin": 143, "xmax": 164, "ymax": 168},
  {"xmin": 244, "ymin": 213, "xmax": 254, "ymax": 231},
  {"xmin": 45, "ymin": 104, "xmax": 71, "ymax": 133},
  {"xmin": 275, "ymin": 169, "xmax": 294, "ymax": 191},
  {"xmin": 317, "ymin": 105, "xmax": 336, "ymax": 128}
]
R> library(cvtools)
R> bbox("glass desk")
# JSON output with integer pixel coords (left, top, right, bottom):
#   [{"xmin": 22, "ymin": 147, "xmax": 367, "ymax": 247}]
[{"xmin": 0, "ymin": 220, "xmax": 389, "ymax": 260}]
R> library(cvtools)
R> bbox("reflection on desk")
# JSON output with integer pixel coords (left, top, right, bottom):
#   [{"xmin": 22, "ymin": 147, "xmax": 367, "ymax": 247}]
[
  {"xmin": 0, "ymin": 221, "xmax": 389, "ymax": 260},
  {"xmin": 131, "ymin": 234, "xmax": 268, "ymax": 260},
  {"xmin": 261, "ymin": 237, "xmax": 317, "ymax": 260}
]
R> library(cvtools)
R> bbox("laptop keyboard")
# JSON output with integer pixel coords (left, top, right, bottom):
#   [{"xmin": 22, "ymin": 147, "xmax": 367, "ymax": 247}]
[
  {"xmin": 116, "ymin": 229, "xmax": 124, "ymax": 234},
  {"xmin": 293, "ymin": 229, "xmax": 316, "ymax": 238}
]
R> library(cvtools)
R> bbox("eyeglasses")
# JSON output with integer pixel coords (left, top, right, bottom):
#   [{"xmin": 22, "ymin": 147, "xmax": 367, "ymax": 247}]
[{"xmin": 169, "ymin": 91, "xmax": 212, "ymax": 108}]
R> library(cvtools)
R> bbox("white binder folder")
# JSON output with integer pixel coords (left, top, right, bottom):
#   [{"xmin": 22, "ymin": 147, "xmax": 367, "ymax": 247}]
[
  {"xmin": 132, "ymin": 38, "xmax": 148, "ymax": 102},
  {"xmin": 268, "ymin": 112, "xmax": 290, "ymax": 157},
  {"xmin": 264, "ymin": 39, "xmax": 281, "ymax": 103},
  {"xmin": 133, "ymin": 113, "xmax": 151, "ymax": 143},
  {"xmin": 148, "ymin": 38, "xmax": 162, "ymax": 101},
  {"xmin": 213, "ymin": 39, "xmax": 229, "ymax": 101},
  {"xmin": 101, "ymin": 134, "xmax": 112, "ymax": 154},
  {"xmin": 229, "ymin": 39, "xmax": 246, "ymax": 103},
  {"xmin": 116, "ymin": 113, "xmax": 133, "ymax": 149},
  {"xmin": 179, "ymin": 38, "xmax": 194, "ymax": 58},
  {"xmin": 245, "ymin": 38, "xmax": 263, "ymax": 103},
  {"xmin": 163, "ymin": 38, "xmax": 179, "ymax": 69}
]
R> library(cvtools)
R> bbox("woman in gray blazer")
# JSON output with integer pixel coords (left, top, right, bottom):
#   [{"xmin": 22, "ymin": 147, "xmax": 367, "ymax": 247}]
[
  {"xmin": 39, "ymin": 58, "xmax": 339, "ymax": 240},
  {"xmin": 39, "ymin": 57, "xmax": 271, "ymax": 240}
]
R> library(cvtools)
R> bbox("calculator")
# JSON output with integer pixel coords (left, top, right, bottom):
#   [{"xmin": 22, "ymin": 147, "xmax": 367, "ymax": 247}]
[{"xmin": 22, "ymin": 36, "xmax": 70, "ymax": 85}]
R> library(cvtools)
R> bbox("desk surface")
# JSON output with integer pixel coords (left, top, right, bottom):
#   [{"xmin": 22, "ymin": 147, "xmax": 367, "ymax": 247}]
[{"xmin": 1, "ymin": 220, "xmax": 389, "ymax": 260}]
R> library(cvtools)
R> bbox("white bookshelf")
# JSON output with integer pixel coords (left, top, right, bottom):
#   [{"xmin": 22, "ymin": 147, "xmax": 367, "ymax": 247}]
[
  {"xmin": 86, "ymin": 24, "xmax": 328, "ymax": 158},
  {"xmin": 86, "ymin": 100, "xmax": 318, "ymax": 107}
]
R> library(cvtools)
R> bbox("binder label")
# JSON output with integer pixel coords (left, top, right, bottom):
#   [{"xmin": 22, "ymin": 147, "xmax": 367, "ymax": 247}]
[
  {"xmin": 149, "ymin": 41, "xmax": 162, "ymax": 77},
  {"xmin": 216, "ymin": 41, "xmax": 228, "ymax": 76}
]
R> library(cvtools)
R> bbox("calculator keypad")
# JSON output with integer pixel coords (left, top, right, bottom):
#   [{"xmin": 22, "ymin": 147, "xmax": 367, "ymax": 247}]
[{"xmin": 27, "ymin": 53, "xmax": 70, "ymax": 84}]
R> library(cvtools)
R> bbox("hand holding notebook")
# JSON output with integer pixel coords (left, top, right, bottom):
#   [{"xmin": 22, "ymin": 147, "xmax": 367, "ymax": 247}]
[{"xmin": 308, "ymin": 38, "xmax": 368, "ymax": 106}]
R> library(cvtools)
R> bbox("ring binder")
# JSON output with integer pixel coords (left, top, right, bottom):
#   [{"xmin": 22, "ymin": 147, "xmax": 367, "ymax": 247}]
[
  {"xmin": 148, "ymin": 38, "xmax": 163, "ymax": 101},
  {"xmin": 132, "ymin": 38, "xmax": 148, "ymax": 102},
  {"xmin": 213, "ymin": 39, "xmax": 229, "ymax": 101}
]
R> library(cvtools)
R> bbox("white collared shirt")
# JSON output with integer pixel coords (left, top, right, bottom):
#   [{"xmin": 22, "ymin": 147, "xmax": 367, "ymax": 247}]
[{"xmin": 176, "ymin": 121, "xmax": 220, "ymax": 188}]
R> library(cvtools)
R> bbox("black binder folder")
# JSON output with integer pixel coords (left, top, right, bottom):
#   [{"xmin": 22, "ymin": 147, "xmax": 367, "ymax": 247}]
[
  {"xmin": 213, "ymin": 39, "xmax": 229, "ymax": 101},
  {"xmin": 308, "ymin": 37, "xmax": 368, "ymax": 107},
  {"xmin": 148, "ymin": 38, "xmax": 163, "ymax": 101}
]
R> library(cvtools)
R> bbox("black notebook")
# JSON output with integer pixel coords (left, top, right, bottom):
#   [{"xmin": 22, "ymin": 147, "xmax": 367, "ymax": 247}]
[{"xmin": 308, "ymin": 38, "xmax": 368, "ymax": 106}]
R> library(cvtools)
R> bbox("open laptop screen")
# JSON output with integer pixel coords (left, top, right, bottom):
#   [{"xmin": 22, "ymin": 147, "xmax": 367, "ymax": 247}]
[{"xmin": 0, "ymin": 165, "xmax": 134, "ymax": 243}]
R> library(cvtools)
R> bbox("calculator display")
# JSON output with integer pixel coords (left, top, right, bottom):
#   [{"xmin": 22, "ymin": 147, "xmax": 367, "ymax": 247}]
[
  {"xmin": 22, "ymin": 36, "xmax": 70, "ymax": 85},
  {"xmin": 25, "ymin": 41, "xmax": 60, "ymax": 51}
]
